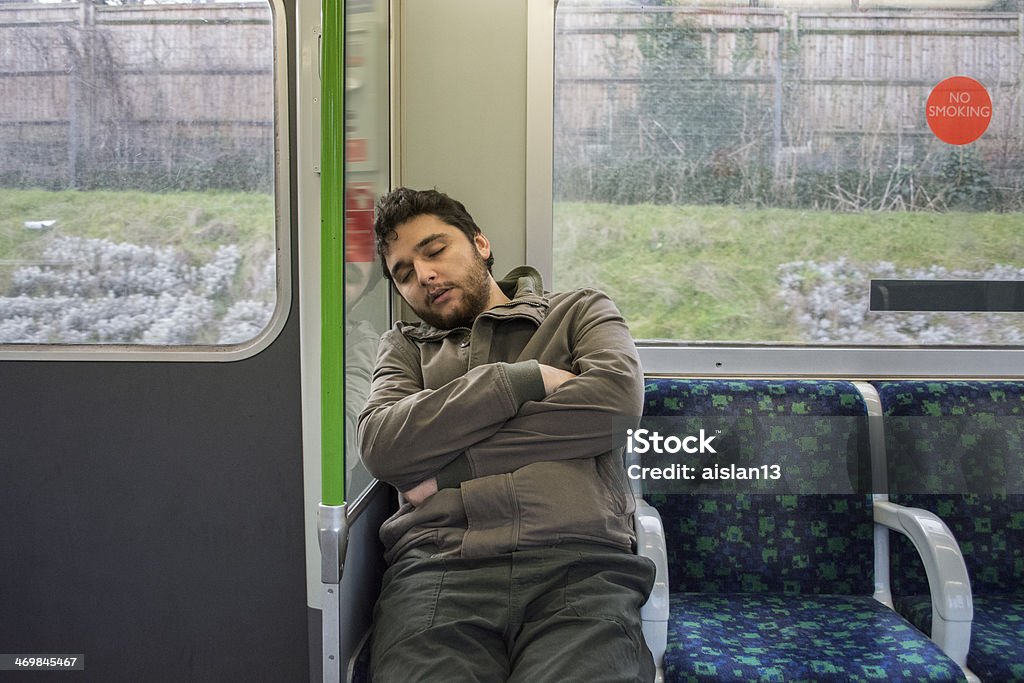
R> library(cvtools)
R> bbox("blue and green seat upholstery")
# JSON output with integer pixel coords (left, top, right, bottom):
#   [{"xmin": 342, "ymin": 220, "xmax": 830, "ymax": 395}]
[
  {"xmin": 643, "ymin": 379, "xmax": 966, "ymax": 682},
  {"xmin": 876, "ymin": 380, "xmax": 1024, "ymax": 682}
]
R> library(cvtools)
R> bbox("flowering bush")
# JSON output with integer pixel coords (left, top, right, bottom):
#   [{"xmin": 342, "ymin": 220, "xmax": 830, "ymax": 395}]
[{"xmin": 0, "ymin": 237, "xmax": 274, "ymax": 345}]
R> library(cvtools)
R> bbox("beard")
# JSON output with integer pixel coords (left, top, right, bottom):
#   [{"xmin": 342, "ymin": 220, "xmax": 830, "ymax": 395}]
[{"xmin": 413, "ymin": 254, "xmax": 493, "ymax": 330}]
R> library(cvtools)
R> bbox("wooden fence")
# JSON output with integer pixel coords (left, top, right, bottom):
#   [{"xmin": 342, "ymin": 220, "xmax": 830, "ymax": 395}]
[
  {"xmin": 0, "ymin": 1, "xmax": 274, "ymax": 190},
  {"xmin": 555, "ymin": 6, "xmax": 1023, "ymax": 193}
]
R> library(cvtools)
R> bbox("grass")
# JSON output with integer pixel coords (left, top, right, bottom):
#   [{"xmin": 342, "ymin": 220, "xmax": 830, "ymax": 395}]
[
  {"xmin": 553, "ymin": 202, "xmax": 1024, "ymax": 342},
  {"xmin": 6, "ymin": 191, "xmax": 1022, "ymax": 344},
  {"xmin": 0, "ymin": 188, "xmax": 275, "ymax": 292}
]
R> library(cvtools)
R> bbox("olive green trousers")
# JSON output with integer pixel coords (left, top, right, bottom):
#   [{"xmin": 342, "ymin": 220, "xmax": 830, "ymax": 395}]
[{"xmin": 370, "ymin": 544, "xmax": 656, "ymax": 683}]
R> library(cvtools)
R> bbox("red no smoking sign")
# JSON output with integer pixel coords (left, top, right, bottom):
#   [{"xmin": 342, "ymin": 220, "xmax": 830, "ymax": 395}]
[{"xmin": 926, "ymin": 76, "xmax": 992, "ymax": 145}]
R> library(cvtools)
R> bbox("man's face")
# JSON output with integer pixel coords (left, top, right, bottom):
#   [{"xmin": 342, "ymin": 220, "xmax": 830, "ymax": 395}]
[{"xmin": 384, "ymin": 214, "xmax": 494, "ymax": 330}]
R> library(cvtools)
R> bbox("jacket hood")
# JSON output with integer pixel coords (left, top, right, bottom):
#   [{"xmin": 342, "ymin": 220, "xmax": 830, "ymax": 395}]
[{"xmin": 497, "ymin": 265, "xmax": 545, "ymax": 300}]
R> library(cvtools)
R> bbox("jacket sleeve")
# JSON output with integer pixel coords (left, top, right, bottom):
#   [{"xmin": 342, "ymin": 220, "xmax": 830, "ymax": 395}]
[
  {"xmin": 357, "ymin": 328, "xmax": 547, "ymax": 491},
  {"xmin": 434, "ymin": 291, "xmax": 644, "ymax": 488}
]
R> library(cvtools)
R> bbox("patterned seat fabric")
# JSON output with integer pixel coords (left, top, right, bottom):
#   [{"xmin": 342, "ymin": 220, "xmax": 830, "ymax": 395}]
[
  {"xmin": 653, "ymin": 492, "xmax": 875, "ymax": 596},
  {"xmin": 895, "ymin": 595, "xmax": 1024, "ymax": 683},
  {"xmin": 874, "ymin": 381, "xmax": 1024, "ymax": 683},
  {"xmin": 666, "ymin": 594, "xmax": 964, "ymax": 682},
  {"xmin": 645, "ymin": 379, "xmax": 964, "ymax": 682}
]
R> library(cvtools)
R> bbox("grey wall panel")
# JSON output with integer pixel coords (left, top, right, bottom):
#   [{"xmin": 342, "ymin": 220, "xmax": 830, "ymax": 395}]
[
  {"xmin": 399, "ymin": 0, "xmax": 528, "ymax": 274},
  {"xmin": 0, "ymin": 326, "xmax": 308, "ymax": 682}
]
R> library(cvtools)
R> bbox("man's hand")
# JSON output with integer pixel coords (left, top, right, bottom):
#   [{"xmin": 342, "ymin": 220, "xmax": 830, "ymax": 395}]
[
  {"xmin": 539, "ymin": 364, "xmax": 577, "ymax": 395},
  {"xmin": 403, "ymin": 477, "xmax": 438, "ymax": 506}
]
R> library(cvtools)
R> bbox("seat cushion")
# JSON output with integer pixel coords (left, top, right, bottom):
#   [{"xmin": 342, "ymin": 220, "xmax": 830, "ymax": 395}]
[
  {"xmin": 895, "ymin": 594, "xmax": 1024, "ymax": 683},
  {"xmin": 873, "ymin": 380, "xmax": 1024, "ymax": 497},
  {"xmin": 643, "ymin": 379, "xmax": 875, "ymax": 596},
  {"xmin": 894, "ymin": 594, "xmax": 933, "ymax": 637},
  {"xmin": 887, "ymin": 494, "xmax": 1024, "ymax": 598},
  {"xmin": 665, "ymin": 593, "xmax": 965, "ymax": 682},
  {"xmin": 651, "ymin": 492, "xmax": 874, "ymax": 595}
]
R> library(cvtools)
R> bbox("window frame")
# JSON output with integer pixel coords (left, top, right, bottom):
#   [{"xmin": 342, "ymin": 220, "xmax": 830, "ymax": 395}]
[{"xmin": 0, "ymin": 0, "xmax": 291, "ymax": 362}]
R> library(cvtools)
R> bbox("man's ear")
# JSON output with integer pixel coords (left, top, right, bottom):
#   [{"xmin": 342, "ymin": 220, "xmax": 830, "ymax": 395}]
[{"xmin": 473, "ymin": 233, "xmax": 492, "ymax": 261}]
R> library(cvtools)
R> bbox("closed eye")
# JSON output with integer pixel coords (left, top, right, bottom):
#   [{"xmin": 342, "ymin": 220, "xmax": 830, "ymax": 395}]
[{"xmin": 392, "ymin": 266, "xmax": 411, "ymax": 284}]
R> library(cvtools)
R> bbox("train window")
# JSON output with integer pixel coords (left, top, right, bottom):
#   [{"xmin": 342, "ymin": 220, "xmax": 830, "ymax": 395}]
[
  {"xmin": 344, "ymin": 0, "xmax": 390, "ymax": 497},
  {"xmin": 553, "ymin": 0, "xmax": 1024, "ymax": 348},
  {"xmin": 0, "ymin": 0, "xmax": 286, "ymax": 354}
]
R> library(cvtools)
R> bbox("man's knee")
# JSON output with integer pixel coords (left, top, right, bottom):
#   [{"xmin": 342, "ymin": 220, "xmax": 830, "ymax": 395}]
[
  {"xmin": 370, "ymin": 554, "xmax": 510, "ymax": 682},
  {"xmin": 511, "ymin": 551, "xmax": 656, "ymax": 682}
]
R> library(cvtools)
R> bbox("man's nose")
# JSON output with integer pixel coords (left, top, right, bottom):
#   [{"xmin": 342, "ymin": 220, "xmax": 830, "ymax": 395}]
[{"xmin": 414, "ymin": 261, "xmax": 437, "ymax": 284}]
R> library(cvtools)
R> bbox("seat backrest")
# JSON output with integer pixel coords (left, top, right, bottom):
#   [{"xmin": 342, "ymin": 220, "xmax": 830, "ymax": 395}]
[
  {"xmin": 874, "ymin": 380, "xmax": 1024, "ymax": 598},
  {"xmin": 643, "ymin": 379, "xmax": 874, "ymax": 596}
]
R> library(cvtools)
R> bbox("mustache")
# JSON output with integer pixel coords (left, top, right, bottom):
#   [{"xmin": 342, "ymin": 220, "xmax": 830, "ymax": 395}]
[{"xmin": 427, "ymin": 283, "xmax": 456, "ymax": 303}]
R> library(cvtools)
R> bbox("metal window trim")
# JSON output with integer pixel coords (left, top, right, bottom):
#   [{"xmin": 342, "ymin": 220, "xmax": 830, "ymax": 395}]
[
  {"xmin": 525, "ymin": 0, "xmax": 556, "ymax": 285},
  {"xmin": 637, "ymin": 344, "xmax": 1024, "ymax": 378}
]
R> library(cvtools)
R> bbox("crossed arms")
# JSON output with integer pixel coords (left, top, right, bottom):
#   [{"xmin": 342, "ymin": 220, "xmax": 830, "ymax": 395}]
[{"xmin": 356, "ymin": 291, "xmax": 644, "ymax": 500}]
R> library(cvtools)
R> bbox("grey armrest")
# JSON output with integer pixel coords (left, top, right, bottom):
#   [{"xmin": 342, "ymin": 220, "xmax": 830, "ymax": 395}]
[{"xmin": 874, "ymin": 500, "xmax": 977, "ymax": 683}]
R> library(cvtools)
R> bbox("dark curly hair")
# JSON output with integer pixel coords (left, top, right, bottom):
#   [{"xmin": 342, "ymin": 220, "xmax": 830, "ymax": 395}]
[{"xmin": 373, "ymin": 187, "xmax": 495, "ymax": 281}]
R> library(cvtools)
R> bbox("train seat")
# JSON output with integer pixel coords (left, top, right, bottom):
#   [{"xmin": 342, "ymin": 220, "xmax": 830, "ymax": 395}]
[
  {"xmin": 639, "ymin": 378, "xmax": 969, "ymax": 682},
  {"xmin": 876, "ymin": 380, "xmax": 1024, "ymax": 683}
]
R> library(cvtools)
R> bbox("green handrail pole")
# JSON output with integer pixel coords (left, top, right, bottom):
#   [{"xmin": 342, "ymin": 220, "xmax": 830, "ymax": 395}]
[
  {"xmin": 319, "ymin": 2, "xmax": 347, "ymax": 681},
  {"xmin": 321, "ymin": 0, "xmax": 345, "ymax": 507}
]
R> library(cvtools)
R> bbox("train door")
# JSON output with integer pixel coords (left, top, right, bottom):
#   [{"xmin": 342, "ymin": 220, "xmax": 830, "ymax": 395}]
[{"xmin": 0, "ymin": 1, "xmax": 310, "ymax": 680}]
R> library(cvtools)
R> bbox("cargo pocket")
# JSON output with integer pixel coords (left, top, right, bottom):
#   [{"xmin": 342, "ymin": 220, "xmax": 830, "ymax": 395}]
[{"xmin": 564, "ymin": 552, "xmax": 655, "ymax": 642}]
